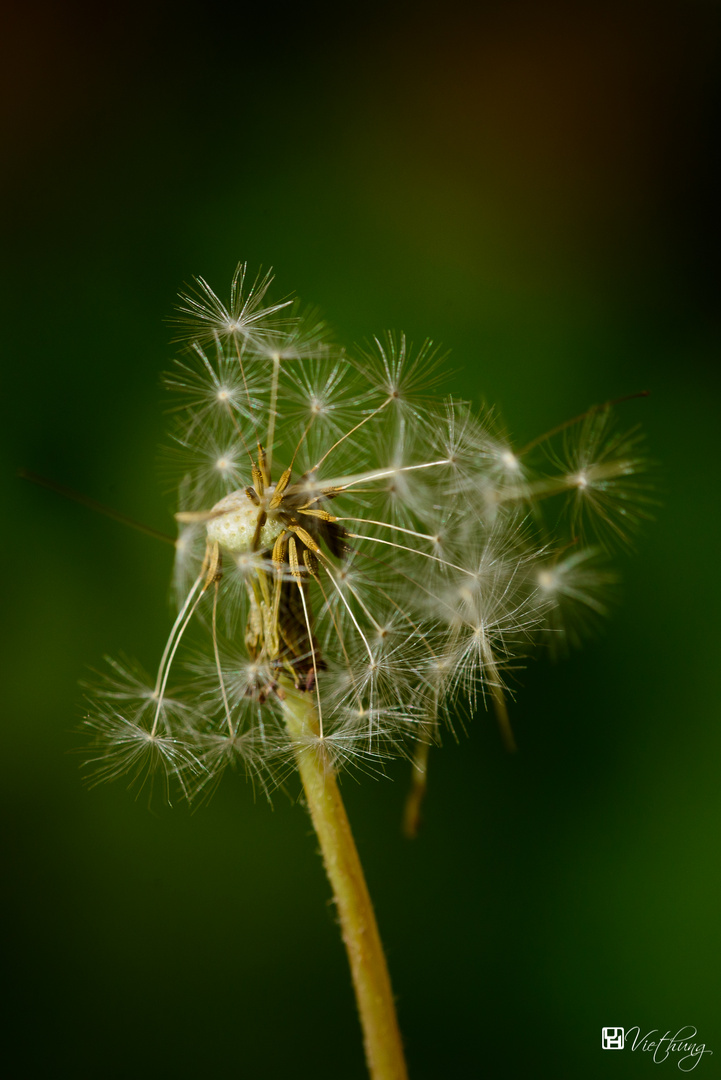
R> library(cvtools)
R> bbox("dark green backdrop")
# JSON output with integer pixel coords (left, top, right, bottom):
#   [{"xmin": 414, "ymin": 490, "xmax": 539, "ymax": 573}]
[{"xmin": 3, "ymin": 2, "xmax": 719, "ymax": 1077}]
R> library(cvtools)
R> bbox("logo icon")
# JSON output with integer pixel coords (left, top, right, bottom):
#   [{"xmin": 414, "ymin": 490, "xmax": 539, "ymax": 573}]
[{"xmin": 602, "ymin": 1027, "xmax": 625, "ymax": 1050}]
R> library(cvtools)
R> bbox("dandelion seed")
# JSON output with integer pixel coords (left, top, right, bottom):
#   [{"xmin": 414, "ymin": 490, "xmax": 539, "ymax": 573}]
[
  {"xmin": 171, "ymin": 263, "xmax": 296, "ymax": 350},
  {"xmin": 82, "ymin": 710, "xmax": 202, "ymax": 801},
  {"xmin": 165, "ymin": 338, "xmax": 265, "ymax": 441},
  {"xmin": 534, "ymin": 547, "xmax": 618, "ymax": 653}
]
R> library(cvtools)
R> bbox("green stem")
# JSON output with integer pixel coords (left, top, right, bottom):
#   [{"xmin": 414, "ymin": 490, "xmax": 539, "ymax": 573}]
[
  {"xmin": 281, "ymin": 689, "xmax": 409, "ymax": 1080},
  {"xmin": 402, "ymin": 737, "xmax": 431, "ymax": 839}
]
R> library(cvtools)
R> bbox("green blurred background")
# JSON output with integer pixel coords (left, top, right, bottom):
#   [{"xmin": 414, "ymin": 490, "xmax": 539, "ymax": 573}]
[{"xmin": 3, "ymin": 2, "xmax": 720, "ymax": 1076}]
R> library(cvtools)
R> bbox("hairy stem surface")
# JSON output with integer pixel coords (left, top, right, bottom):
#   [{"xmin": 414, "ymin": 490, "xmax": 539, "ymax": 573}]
[{"xmin": 282, "ymin": 689, "xmax": 408, "ymax": 1080}]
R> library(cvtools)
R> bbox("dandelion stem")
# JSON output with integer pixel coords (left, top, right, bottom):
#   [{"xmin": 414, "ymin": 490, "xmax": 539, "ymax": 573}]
[
  {"xmin": 482, "ymin": 642, "xmax": 517, "ymax": 753},
  {"xmin": 152, "ymin": 572, "xmax": 204, "ymax": 700},
  {"xmin": 322, "ymin": 458, "xmax": 450, "ymax": 492},
  {"xmin": 345, "ymin": 530, "xmax": 471, "ymax": 576},
  {"xmin": 402, "ymin": 736, "xmax": 431, "ymax": 839},
  {"xmin": 295, "ymin": 577, "xmax": 325, "ymax": 738},
  {"xmin": 317, "ymin": 555, "xmax": 376, "ymax": 662},
  {"xmin": 336, "ymin": 516, "xmax": 439, "ymax": 543},
  {"xmin": 281, "ymin": 687, "xmax": 408, "ymax": 1080},
  {"xmin": 151, "ymin": 579, "xmax": 206, "ymax": 736},
  {"xmin": 265, "ymin": 352, "xmax": 281, "ymax": 475},
  {"xmin": 312, "ymin": 397, "xmax": 392, "ymax": 471},
  {"xmin": 231, "ymin": 333, "xmax": 255, "ymax": 425},
  {"xmin": 212, "ymin": 582, "xmax": 234, "ymax": 735}
]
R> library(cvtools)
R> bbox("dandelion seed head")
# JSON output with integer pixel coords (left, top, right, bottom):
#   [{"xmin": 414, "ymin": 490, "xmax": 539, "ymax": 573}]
[{"xmin": 86, "ymin": 264, "xmax": 649, "ymax": 798}]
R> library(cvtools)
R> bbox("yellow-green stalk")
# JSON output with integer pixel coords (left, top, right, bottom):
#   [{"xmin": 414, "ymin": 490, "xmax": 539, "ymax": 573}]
[{"xmin": 282, "ymin": 685, "xmax": 408, "ymax": 1080}]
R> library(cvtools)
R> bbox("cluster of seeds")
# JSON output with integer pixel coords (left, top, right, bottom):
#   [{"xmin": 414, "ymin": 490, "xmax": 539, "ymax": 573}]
[{"xmin": 84, "ymin": 264, "xmax": 648, "ymax": 807}]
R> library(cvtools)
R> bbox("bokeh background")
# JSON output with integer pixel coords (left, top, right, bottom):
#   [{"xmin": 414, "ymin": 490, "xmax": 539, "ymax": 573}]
[{"xmin": 3, "ymin": 2, "xmax": 720, "ymax": 1077}]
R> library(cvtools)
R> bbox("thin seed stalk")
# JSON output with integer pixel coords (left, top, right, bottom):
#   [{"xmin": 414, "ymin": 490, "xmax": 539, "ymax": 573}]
[{"xmin": 281, "ymin": 688, "xmax": 409, "ymax": 1080}]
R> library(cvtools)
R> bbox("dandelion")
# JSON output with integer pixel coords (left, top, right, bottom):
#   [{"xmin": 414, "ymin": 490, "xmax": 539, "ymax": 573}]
[{"xmin": 82, "ymin": 264, "xmax": 649, "ymax": 1080}]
